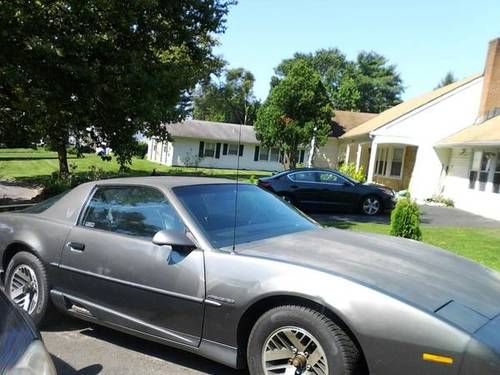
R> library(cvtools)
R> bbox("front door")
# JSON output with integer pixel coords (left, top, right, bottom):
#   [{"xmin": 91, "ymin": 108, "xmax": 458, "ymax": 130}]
[
  {"xmin": 316, "ymin": 171, "xmax": 358, "ymax": 209},
  {"xmin": 58, "ymin": 185, "xmax": 205, "ymax": 347}
]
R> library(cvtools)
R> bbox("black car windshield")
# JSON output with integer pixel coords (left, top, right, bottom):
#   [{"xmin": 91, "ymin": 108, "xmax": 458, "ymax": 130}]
[{"xmin": 173, "ymin": 184, "xmax": 317, "ymax": 249}]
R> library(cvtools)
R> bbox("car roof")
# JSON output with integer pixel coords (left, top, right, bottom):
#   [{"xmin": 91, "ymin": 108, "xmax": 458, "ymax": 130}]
[{"xmin": 89, "ymin": 176, "xmax": 239, "ymax": 188}]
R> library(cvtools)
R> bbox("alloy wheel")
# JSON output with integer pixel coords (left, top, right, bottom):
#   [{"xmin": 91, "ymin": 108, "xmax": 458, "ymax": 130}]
[
  {"xmin": 262, "ymin": 326, "xmax": 328, "ymax": 375},
  {"xmin": 362, "ymin": 197, "xmax": 380, "ymax": 215},
  {"xmin": 9, "ymin": 264, "xmax": 39, "ymax": 314}
]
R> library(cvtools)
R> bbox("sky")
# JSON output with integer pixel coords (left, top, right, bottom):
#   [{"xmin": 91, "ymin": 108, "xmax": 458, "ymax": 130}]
[{"xmin": 214, "ymin": 0, "xmax": 500, "ymax": 105}]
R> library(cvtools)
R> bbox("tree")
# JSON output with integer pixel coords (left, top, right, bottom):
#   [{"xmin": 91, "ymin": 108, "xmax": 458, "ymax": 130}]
[
  {"xmin": 275, "ymin": 49, "xmax": 404, "ymax": 113},
  {"xmin": 355, "ymin": 51, "xmax": 404, "ymax": 113},
  {"xmin": 193, "ymin": 68, "xmax": 260, "ymax": 125},
  {"xmin": 0, "ymin": 0, "xmax": 234, "ymax": 175},
  {"xmin": 435, "ymin": 71, "xmax": 457, "ymax": 89},
  {"xmin": 255, "ymin": 60, "xmax": 333, "ymax": 169}
]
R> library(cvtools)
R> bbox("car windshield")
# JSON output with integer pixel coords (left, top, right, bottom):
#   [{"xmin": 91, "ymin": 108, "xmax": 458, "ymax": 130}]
[{"xmin": 173, "ymin": 184, "xmax": 317, "ymax": 249}]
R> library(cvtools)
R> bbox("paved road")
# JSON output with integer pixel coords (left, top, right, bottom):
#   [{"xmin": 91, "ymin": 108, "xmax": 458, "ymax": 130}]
[
  {"xmin": 312, "ymin": 204, "xmax": 500, "ymax": 228},
  {"xmin": 42, "ymin": 315, "xmax": 247, "ymax": 375}
]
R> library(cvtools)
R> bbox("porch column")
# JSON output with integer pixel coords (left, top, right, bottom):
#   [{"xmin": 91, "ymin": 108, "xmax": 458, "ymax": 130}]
[
  {"xmin": 345, "ymin": 143, "xmax": 351, "ymax": 164},
  {"xmin": 355, "ymin": 143, "xmax": 363, "ymax": 172},
  {"xmin": 367, "ymin": 142, "xmax": 378, "ymax": 183}
]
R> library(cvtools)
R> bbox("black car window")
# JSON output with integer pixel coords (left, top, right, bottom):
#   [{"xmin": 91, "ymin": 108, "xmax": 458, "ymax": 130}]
[
  {"xmin": 81, "ymin": 186, "xmax": 184, "ymax": 239},
  {"xmin": 318, "ymin": 172, "xmax": 340, "ymax": 184},
  {"xmin": 174, "ymin": 184, "xmax": 317, "ymax": 249},
  {"xmin": 289, "ymin": 171, "xmax": 317, "ymax": 182}
]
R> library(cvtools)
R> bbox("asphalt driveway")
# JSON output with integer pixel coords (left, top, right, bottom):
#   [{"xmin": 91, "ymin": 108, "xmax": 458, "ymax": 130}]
[
  {"xmin": 312, "ymin": 204, "xmax": 500, "ymax": 228},
  {"xmin": 42, "ymin": 315, "xmax": 246, "ymax": 375}
]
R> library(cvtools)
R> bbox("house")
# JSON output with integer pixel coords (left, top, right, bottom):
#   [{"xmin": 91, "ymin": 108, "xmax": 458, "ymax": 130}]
[
  {"xmin": 314, "ymin": 110, "xmax": 377, "ymax": 168},
  {"xmin": 340, "ymin": 38, "xmax": 500, "ymax": 220},
  {"xmin": 147, "ymin": 113, "xmax": 373, "ymax": 172},
  {"xmin": 147, "ymin": 120, "xmax": 301, "ymax": 172}
]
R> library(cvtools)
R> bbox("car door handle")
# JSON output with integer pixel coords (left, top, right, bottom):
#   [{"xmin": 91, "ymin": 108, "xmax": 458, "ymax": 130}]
[{"xmin": 68, "ymin": 242, "xmax": 85, "ymax": 252}]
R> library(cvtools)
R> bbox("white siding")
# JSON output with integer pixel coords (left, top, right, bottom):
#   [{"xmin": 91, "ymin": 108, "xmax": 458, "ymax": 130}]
[
  {"xmin": 443, "ymin": 148, "xmax": 500, "ymax": 220},
  {"xmin": 314, "ymin": 138, "xmax": 339, "ymax": 168},
  {"xmin": 371, "ymin": 76, "xmax": 484, "ymax": 200},
  {"xmin": 147, "ymin": 137, "xmax": 284, "ymax": 172}
]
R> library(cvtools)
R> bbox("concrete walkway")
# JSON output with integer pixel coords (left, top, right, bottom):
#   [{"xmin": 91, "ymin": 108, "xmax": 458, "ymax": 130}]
[{"xmin": 312, "ymin": 204, "xmax": 500, "ymax": 228}]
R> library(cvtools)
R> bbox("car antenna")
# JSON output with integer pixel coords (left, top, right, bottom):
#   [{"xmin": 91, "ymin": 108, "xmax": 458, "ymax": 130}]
[{"xmin": 232, "ymin": 121, "xmax": 243, "ymax": 252}]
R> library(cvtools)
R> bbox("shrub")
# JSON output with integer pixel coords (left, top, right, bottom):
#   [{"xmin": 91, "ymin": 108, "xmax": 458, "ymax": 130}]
[
  {"xmin": 133, "ymin": 141, "xmax": 149, "ymax": 159},
  {"xmin": 390, "ymin": 198, "xmax": 422, "ymax": 241},
  {"xmin": 338, "ymin": 162, "xmax": 366, "ymax": 183}
]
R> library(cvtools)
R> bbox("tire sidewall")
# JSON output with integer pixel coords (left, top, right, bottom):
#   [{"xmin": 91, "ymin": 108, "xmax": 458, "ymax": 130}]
[
  {"xmin": 247, "ymin": 307, "xmax": 349, "ymax": 375},
  {"xmin": 5, "ymin": 252, "xmax": 49, "ymax": 326}
]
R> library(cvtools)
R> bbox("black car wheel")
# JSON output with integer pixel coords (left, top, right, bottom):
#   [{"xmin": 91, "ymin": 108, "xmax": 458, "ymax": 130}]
[
  {"xmin": 361, "ymin": 195, "xmax": 381, "ymax": 215},
  {"xmin": 5, "ymin": 251, "xmax": 52, "ymax": 326},
  {"xmin": 247, "ymin": 305, "xmax": 360, "ymax": 375}
]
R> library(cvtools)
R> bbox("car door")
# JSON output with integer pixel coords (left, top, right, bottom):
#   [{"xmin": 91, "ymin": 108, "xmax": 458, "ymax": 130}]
[
  {"xmin": 58, "ymin": 185, "xmax": 205, "ymax": 347},
  {"xmin": 317, "ymin": 171, "xmax": 358, "ymax": 209},
  {"xmin": 287, "ymin": 171, "xmax": 322, "ymax": 207}
]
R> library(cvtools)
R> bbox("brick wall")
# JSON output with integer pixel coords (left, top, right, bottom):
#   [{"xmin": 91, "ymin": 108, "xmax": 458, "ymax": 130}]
[{"xmin": 479, "ymin": 38, "xmax": 500, "ymax": 118}]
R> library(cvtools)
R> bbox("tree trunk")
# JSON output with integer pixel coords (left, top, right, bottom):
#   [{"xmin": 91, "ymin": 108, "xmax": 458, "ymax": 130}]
[
  {"xmin": 287, "ymin": 151, "xmax": 297, "ymax": 170},
  {"xmin": 307, "ymin": 134, "xmax": 316, "ymax": 168},
  {"xmin": 56, "ymin": 141, "xmax": 69, "ymax": 177}
]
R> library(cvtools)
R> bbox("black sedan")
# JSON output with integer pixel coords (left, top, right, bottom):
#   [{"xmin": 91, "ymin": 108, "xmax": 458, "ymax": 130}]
[
  {"xmin": 258, "ymin": 168, "xmax": 396, "ymax": 215},
  {"xmin": 0, "ymin": 289, "xmax": 56, "ymax": 374}
]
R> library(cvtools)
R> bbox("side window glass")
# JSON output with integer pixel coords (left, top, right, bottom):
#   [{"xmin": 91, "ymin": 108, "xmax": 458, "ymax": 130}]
[
  {"xmin": 319, "ymin": 172, "xmax": 340, "ymax": 184},
  {"xmin": 81, "ymin": 186, "xmax": 185, "ymax": 239},
  {"xmin": 289, "ymin": 172, "xmax": 316, "ymax": 182}
]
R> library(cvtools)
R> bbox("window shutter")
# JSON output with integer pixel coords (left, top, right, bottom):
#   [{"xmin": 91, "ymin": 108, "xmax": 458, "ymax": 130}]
[
  {"xmin": 254, "ymin": 146, "xmax": 260, "ymax": 161},
  {"xmin": 222, "ymin": 143, "xmax": 228, "ymax": 155},
  {"xmin": 198, "ymin": 141, "xmax": 204, "ymax": 157},
  {"xmin": 215, "ymin": 143, "xmax": 221, "ymax": 159},
  {"xmin": 299, "ymin": 150, "xmax": 305, "ymax": 163},
  {"xmin": 239, "ymin": 144, "xmax": 244, "ymax": 157}
]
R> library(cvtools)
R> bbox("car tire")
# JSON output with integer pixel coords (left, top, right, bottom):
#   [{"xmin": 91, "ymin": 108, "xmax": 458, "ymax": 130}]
[
  {"xmin": 361, "ymin": 195, "xmax": 382, "ymax": 216},
  {"xmin": 247, "ymin": 305, "xmax": 360, "ymax": 375},
  {"xmin": 5, "ymin": 251, "xmax": 54, "ymax": 326}
]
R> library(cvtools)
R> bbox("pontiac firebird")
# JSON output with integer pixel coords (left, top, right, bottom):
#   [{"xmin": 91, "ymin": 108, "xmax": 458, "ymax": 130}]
[{"xmin": 0, "ymin": 177, "xmax": 499, "ymax": 375}]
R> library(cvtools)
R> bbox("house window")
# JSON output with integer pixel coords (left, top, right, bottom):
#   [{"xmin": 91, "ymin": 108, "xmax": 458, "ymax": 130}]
[
  {"xmin": 494, "ymin": 158, "xmax": 500, "ymax": 194},
  {"xmin": 270, "ymin": 148, "xmax": 280, "ymax": 162},
  {"xmin": 390, "ymin": 148, "xmax": 404, "ymax": 177},
  {"xmin": 469, "ymin": 151, "xmax": 500, "ymax": 193},
  {"xmin": 375, "ymin": 146, "xmax": 404, "ymax": 178},
  {"xmin": 479, "ymin": 152, "xmax": 495, "ymax": 191},
  {"xmin": 259, "ymin": 147, "xmax": 270, "ymax": 161},
  {"xmin": 227, "ymin": 143, "xmax": 239, "ymax": 155},
  {"xmin": 204, "ymin": 142, "xmax": 216, "ymax": 157}
]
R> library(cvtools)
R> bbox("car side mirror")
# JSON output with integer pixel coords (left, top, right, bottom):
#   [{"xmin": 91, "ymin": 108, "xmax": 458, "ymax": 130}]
[{"xmin": 152, "ymin": 229, "xmax": 195, "ymax": 248}]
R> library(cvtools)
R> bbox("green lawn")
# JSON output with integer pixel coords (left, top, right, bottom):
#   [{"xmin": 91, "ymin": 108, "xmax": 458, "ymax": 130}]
[
  {"xmin": 0, "ymin": 148, "xmax": 271, "ymax": 183},
  {"xmin": 324, "ymin": 220, "xmax": 500, "ymax": 272}
]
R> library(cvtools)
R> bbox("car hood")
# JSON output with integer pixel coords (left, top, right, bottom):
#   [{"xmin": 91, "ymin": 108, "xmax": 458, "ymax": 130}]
[{"xmin": 235, "ymin": 228, "xmax": 500, "ymax": 319}]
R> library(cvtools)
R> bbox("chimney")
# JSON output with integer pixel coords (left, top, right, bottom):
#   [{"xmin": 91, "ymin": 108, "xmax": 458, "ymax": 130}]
[{"xmin": 478, "ymin": 38, "xmax": 500, "ymax": 121}]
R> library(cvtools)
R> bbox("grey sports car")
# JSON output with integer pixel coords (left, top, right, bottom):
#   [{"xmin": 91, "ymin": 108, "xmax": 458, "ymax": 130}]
[{"xmin": 1, "ymin": 177, "xmax": 500, "ymax": 375}]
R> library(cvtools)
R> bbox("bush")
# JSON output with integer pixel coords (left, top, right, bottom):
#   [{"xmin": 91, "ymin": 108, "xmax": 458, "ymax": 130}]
[
  {"xmin": 390, "ymin": 198, "xmax": 422, "ymax": 241},
  {"xmin": 338, "ymin": 162, "xmax": 366, "ymax": 183},
  {"xmin": 133, "ymin": 141, "xmax": 149, "ymax": 159},
  {"xmin": 41, "ymin": 164, "xmax": 107, "ymax": 199}
]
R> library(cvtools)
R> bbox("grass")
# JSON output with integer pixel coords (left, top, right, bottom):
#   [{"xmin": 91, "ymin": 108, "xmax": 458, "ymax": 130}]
[
  {"xmin": 0, "ymin": 148, "xmax": 271, "ymax": 184},
  {"xmin": 324, "ymin": 220, "xmax": 500, "ymax": 272}
]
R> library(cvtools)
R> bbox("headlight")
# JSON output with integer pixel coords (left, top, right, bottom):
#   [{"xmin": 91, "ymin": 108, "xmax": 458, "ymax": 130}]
[{"xmin": 8, "ymin": 340, "xmax": 57, "ymax": 375}]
